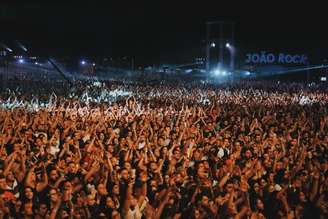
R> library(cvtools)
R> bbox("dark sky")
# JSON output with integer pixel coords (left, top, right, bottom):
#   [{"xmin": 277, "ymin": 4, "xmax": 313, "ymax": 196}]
[{"xmin": 1, "ymin": 1, "xmax": 328, "ymax": 65}]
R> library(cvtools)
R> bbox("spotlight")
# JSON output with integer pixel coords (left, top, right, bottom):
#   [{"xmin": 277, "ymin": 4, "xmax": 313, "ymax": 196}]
[
  {"xmin": 18, "ymin": 59, "xmax": 24, "ymax": 64},
  {"xmin": 81, "ymin": 60, "xmax": 86, "ymax": 65},
  {"xmin": 92, "ymin": 63, "xmax": 96, "ymax": 67},
  {"xmin": 210, "ymin": 42, "xmax": 216, "ymax": 48},
  {"xmin": 16, "ymin": 41, "xmax": 28, "ymax": 52},
  {"xmin": 225, "ymin": 43, "xmax": 230, "ymax": 48},
  {"xmin": 213, "ymin": 69, "xmax": 221, "ymax": 76},
  {"xmin": 211, "ymin": 67, "xmax": 230, "ymax": 77},
  {"xmin": 0, "ymin": 43, "xmax": 12, "ymax": 52}
]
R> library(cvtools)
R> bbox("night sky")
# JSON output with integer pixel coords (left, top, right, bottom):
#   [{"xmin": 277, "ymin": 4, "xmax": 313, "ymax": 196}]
[{"xmin": 1, "ymin": 1, "xmax": 328, "ymax": 66}]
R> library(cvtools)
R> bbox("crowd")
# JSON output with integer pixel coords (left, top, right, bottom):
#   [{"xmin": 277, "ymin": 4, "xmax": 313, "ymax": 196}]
[{"xmin": 0, "ymin": 79, "xmax": 328, "ymax": 219}]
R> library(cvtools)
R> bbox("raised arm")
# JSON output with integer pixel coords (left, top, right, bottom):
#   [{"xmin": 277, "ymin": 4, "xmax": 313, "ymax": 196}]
[
  {"xmin": 84, "ymin": 161, "xmax": 100, "ymax": 182},
  {"xmin": 138, "ymin": 171, "xmax": 148, "ymax": 206},
  {"xmin": 16, "ymin": 152, "xmax": 27, "ymax": 182},
  {"xmin": 123, "ymin": 180, "xmax": 134, "ymax": 215},
  {"xmin": 25, "ymin": 165, "xmax": 36, "ymax": 188},
  {"xmin": 154, "ymin": 189, "xmax": 172, "ymax": 219},
  {"xmin": 36, "ymin": 163, "xmax": 49, "ymax": 192}
]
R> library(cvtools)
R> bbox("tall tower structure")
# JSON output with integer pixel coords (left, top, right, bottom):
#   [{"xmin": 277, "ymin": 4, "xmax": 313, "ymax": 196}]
[{"xmin": 205, "ymin": 21, "xmax": 235, "ymax": 72}]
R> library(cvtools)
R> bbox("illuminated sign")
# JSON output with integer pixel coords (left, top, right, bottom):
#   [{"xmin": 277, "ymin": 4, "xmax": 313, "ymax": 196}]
[{"xmin": 245, "ymin": 52, "xmax": 308, "ymax": 65}]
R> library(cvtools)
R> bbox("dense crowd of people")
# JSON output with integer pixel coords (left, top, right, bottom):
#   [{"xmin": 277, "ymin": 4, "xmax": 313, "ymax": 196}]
[{"xmin": 0, "ymin": 79, "xmax": 328, "ymax": 219}]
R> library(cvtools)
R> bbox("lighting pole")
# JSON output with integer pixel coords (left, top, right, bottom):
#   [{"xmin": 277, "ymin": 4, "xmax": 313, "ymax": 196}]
[
  {"xmin": 226, "ymin": 43, "xmax": 235, "ymax": 71},
  {"xmin": 306, "ymin": 61, "xmax": 310, "ymax": 84},
  {"xmin": 206, "ymin": 23, "xmax": 211, "ymax": 72},
  {"xmin": 131, "ymin": 57, "xmax": 134, "ymax": 71},
  {"xmin": 219, "ymin": 24, "xmax": 223, "ymax": 68},
  {"xmin": 205, "ymin": 21, "xmax": 235, "ymax": 73}
]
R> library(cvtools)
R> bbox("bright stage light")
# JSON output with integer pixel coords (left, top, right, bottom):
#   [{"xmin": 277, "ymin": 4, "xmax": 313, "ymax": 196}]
[
  {"xmin": 18, "ymin": 59, "xmax": 24, "ymax": 64},
  {"xmin": 16, "ymin": 41, "xmax": 28, "ymax": 52},
  {"xmin": 321, "ymin": 77, "xmax": 327, "ymax": 81},
  {"xmin": 225, "ymin": 43, "xmax": 230, "ymax": 48},
  {"xmin": 92, "ymin": 63, "xmax": 96, "ymax": 66},
  {"xmin": 211, "ymin": 67, "xmax": 230, "ymax": 77},
  {"xmin": 81, "ymin": 60, "xmax": 86, "ymax": 65},
  {"xmin": 210, "ymin": 42, "xmax": 216, "ymax": 48},
  {"xmin": 213, "ymin": 69, "xmax": 221, "ymax": 76},
  {"xmin": 0, "ymin": 43, "xmax": 13, "ymax": 52}
]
